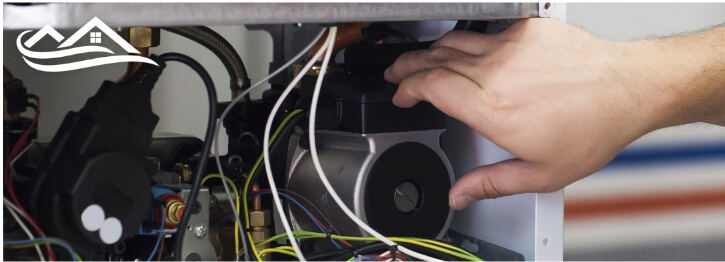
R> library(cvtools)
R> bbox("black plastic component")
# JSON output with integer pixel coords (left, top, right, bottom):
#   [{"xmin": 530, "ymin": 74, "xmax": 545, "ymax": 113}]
[
  {"xmin": 300, "ymin": 73, "xmax": 444, "ymax": 134},
  {"xmin": 29, "ymin": 58, "xmax": 166, "ymax": 252},
  {"xmin": 364, "ymin": 142, "xmax": 451, "ymax": 238},
  {"xmin": 146, "ymin": 134, "xmax": 203, "ymax": 171},
  {"xmin": 344, "ymin": 41, "xmax": 432, "ymax": 77},
  {"xmin": 4, "ymin": 78, "xmax": 28, "ymax": 114},
  {"xmin": 346, "ymin": 21, "xmax": 488, "ymax": 77},
  {"xmin": 362, "ymin": 22, "xmax": 417, "ymax": 44},
  {"xmin": 454, "ymin": 20, "xmax": 490, "ymax": 33}
]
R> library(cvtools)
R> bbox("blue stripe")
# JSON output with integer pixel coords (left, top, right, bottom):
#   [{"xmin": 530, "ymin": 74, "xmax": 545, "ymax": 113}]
[{"xmin": 605, "ymin": 141, "xmax": 725, "ymax": 168}]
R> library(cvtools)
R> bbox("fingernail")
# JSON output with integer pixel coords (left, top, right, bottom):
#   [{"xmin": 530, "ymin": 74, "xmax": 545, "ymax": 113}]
[{"xmin": 451, "ymin": 195, "xmax": 475, "ymax": 210}]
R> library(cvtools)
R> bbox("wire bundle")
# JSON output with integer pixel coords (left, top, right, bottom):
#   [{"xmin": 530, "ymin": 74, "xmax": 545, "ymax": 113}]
[
  {"xmin": 3, "ymin": 95, "xmax": 58, "ymax": 261},
  {"xmin": 212, "ymin": 27, "xmax": 328, "ymax": 261},
  {"xmin": 260, "ymin": 27, "xmax": 339, "ymax": 260},
  {"xmin": 249, "ymin": 190, "xmax": 348, "ymax": 249},
  {"xmin": 3, "ymin": 238, "xmax": 82, "ymax": 262},
  {"xmin": 255, "ymin": 231, "xmax": 482, "ymax": 261}
]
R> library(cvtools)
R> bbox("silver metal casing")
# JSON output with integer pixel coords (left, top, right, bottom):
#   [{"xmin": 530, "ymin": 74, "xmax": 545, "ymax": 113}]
[{"xmin": 286, "ymin": 129, "xmax": 455, "ymax": 240}]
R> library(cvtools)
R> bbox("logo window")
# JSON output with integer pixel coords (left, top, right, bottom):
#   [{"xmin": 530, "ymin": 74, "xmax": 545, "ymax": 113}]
[{"xmin": 90, "ymin": 32, "xmax": 101, "ymax": 44}]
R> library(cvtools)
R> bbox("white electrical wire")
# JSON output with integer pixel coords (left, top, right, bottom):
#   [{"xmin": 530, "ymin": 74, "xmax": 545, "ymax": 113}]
[
  {"xmin": 4, "ymin": 197, "xmax": 46, "ymax": 261},
  {"xmin": 10, "ymin": 141, "xmax": 36, "ymax": 176},
  {"xmin": 262, "ymin": 27, "xmax": 336, "ymax": 262},
  {"xmin": 212, "ymin": 28, "xmax": 327, "ymax": 261},
  {"xmin": 307, "ymin": 27, "xmax": 443, "ymax": 262}
]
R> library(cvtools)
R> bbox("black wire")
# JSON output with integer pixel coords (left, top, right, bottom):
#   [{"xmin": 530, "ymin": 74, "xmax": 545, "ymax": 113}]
[
  {"xmin": 162, "ymin": 26, "xmax": 251, "ymax": 99},
  {"xmin": 305, "ymin": 240, "xmax": 457, "ymax": 261},
  {"xmin": 157, "ymin": 52, "xmax": 217, "ymax": 261}
]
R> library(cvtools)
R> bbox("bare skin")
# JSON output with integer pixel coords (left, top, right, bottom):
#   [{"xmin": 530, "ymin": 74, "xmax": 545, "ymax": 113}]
[{"xmin": 384, "ymin": 18, "xmax": 725, "ymax": 210}]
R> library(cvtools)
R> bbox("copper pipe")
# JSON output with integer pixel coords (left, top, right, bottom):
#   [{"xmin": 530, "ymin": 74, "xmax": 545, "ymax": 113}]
[
  {"xmin": 252, "ymin": 184, "xmax": 262, "ymax": 211},
  {"xmin": 308, "ymin": 22, "xmax": 370, "ymax": 61},
  {"xmin": 116, "ymin": 47, "xmax": 150, "ymax": 83}
]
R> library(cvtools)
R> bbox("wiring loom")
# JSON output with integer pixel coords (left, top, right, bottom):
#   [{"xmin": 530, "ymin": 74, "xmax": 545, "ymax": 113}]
[
  {"xmin": 3, "ymin": 95, "xmax": 56, "ymax": 261},
  {"xmin": 213, "ymin": 27, "xmax": 327, "ymax": 261}
]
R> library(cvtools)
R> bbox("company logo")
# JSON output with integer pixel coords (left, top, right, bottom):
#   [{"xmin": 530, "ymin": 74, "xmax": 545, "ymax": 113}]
[{"xmin": 17, "ymin": 17, "xmax": 157, "ymax": 72}]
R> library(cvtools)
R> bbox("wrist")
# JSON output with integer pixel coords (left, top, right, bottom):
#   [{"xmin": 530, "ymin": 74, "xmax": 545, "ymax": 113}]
[{"xmin": 614, "ymin": 29, "xmax": 725, "ymax": 132}]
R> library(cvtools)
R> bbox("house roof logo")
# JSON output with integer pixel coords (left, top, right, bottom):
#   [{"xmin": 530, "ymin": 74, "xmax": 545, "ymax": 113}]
[{"xmin": 17, "ymin": 17, "xmax": 158, "ymax": 72}]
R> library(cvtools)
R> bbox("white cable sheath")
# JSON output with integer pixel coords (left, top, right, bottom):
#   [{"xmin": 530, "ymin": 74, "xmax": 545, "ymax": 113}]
[
  {"xmin": 212, "ymin": 28, "xmax": 326, "ymax": 260},
  {"xmin": 262, "ymin": 29, "xmax": 336, "ymax": 261},
  {"xmin": 4, "ymin": 197, "xmax": 46, "ymax": 261},
  {"xmin": 307, "ymin": 27, "xmax": 443, "ymax": 262}
]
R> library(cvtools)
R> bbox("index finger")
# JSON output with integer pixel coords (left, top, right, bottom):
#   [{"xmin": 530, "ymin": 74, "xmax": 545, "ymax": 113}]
[
  {"xmin": 394, "ymin": 68, "xmax": 492, "ymax": 134},
  {"xmin": 384, "ymin": 46, "xmax": 477, "ymax": 84},
  {"xmin": 431, "ymin": 30, "xmax": 498, "ymax": 55}
]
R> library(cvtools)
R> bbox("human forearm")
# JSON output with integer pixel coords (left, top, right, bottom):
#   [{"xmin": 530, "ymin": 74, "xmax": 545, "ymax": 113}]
[{"xmin": 627, "ymin": 24, "xmax": 725, "ymax": 129}]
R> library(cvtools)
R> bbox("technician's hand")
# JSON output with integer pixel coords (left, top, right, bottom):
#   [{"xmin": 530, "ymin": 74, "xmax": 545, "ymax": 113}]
[{"xmin": 384, "ymin": 18, "xmax": 725, "ymax": 209}]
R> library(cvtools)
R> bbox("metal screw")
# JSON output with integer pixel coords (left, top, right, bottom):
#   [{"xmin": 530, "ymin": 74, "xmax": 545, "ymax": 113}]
[
  {"xmin": 191, "ymin": 201, "xmax": 202, "ymax": 214},
  {"xmin": 209, "ymin": 195, "xmax": 217, "ymax": 208},
  {"xmin": 194, "ymin": 224, "xmax": 207, "ymax": 238}
]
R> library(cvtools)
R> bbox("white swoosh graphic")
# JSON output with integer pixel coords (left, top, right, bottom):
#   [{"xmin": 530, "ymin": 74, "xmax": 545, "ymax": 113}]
[
  {"xmin": 17, "ymin": 30, "xmax": 115, "ymax": 59},
  {"xmin": 22, "ymin": 55, "xmax": 158, "ymax": 72}
]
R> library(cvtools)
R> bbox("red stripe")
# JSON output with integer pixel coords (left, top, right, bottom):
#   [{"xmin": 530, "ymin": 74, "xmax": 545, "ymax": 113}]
[{"xmin": 565, "ymin": 189, "xmax": 725, "ymax": 220}]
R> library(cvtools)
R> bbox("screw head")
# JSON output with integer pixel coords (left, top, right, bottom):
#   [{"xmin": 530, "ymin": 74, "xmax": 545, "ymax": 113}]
[
  {"xmin": 209, "ymin": 195, "xmax": 217, "ymax": 208},
  {"xmin": 191, "ymin": 201, "xmax": 202, "ymax": 214},
  {"xmin": 194, "ymin": 224, "xmax": 207, "ymax": 238}
]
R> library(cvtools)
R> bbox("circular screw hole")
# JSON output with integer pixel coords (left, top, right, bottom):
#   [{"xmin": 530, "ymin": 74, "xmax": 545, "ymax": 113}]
[
  {"xmin": 113, "ymin": 242, "xmax": 126, "ymax": 254},
  {"xmin": 544, "ymin": 2, "xmax": 551, "ymax": 10},
  {"xmin": 393, "ymin": 181, "xmax": 420, "ymax": 213},
  {"xmin": 299, "ymin": 239, "xmax": 315, "ymax": 254},
  {"xmin": 542, "ymin": 238, "xmax": 549, "ymax": 246},
  {"xmin": 191, "ymin": 201, "xmax": 202, "ymax": 214}
]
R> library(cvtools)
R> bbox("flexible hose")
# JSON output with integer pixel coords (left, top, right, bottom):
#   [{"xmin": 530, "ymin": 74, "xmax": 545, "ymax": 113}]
[{"xmin": 163, "ymin": 26, "xmax": 251, "ymax": 98}]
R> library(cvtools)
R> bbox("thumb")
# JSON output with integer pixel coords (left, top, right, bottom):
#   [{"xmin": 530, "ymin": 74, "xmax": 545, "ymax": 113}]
[{"xmin": 449, "ymin": 158, "xmax": 544, "ymax": 210}]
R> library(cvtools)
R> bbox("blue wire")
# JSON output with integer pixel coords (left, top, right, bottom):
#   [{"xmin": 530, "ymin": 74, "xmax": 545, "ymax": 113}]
[
  {"xmin": 250, "ymin": 191, "xmax": 343, "ymax": 249},
  {"xmin": 4, "ymin": 237, "xmax": 79, "ymax": 261},
  {"xmin": 146, "ymin": 205, "xmax": 166, "ymax": 261},
  {"xmin": 352, "ymin": 255, "xmax": 377, "ymax": 261}
]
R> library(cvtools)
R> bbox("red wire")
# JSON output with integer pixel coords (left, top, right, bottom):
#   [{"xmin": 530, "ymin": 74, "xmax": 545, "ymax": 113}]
[
  {"xmin": 377, "ymin": 253, "xmax": 408, "ymax": 261},
  {"xmin": 4, "ymin": 97, "xmax": 56, "ymax": 261}
]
